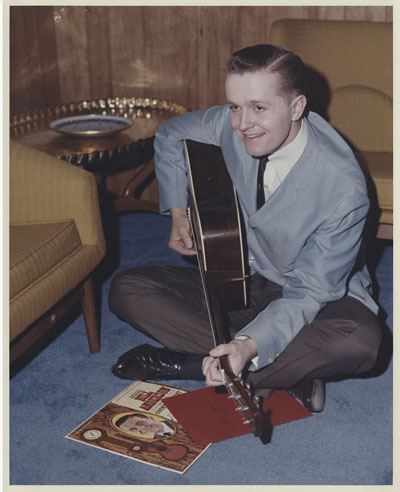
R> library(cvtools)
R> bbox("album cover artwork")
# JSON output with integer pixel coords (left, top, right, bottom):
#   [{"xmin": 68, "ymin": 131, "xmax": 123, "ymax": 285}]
[{"xmin": 66, "ymin": 381, "xmax": 210, "ymax": 474}]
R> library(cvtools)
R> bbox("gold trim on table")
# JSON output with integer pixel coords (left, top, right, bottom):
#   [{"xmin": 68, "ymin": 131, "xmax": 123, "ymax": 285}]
[
  {"xmin": 11, "ymin": 97, "xmax": 187, "ymax": 130},
  {"xmin": 10, "ymin": 97, "xmax": 188, "ymax": 168}
]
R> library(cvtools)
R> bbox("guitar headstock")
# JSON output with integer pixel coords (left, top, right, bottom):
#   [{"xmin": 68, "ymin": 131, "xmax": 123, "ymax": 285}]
[{"xmin": 220, "ymin": 358, "xmax": 263, "ymax": 437}]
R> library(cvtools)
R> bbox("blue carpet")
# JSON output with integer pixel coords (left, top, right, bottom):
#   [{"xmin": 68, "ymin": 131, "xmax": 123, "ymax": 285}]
[{"xmin": 9, "ymin": 212, "xmax": 393, "ymax": 485}]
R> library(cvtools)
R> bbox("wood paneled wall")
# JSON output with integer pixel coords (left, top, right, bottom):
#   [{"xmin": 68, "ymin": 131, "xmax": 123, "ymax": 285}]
[{"xmin": 9, "ymin": 5, "xmax": 393, "ymax": 115}]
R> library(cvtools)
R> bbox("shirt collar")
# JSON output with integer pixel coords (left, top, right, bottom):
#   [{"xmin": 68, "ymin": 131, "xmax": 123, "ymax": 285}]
[{"xmin": 268, "ymin": 119, "xmax": 308, "ymax": 181}]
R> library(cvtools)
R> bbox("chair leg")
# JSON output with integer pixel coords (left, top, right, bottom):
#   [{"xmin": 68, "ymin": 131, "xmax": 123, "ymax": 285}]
[{"xmin": 82, "ymin": 276, "xmax": 100, "ymax": 353}]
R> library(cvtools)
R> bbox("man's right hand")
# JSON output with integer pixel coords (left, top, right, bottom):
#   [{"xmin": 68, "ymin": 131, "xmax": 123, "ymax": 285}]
[{"xmin": 169, "ymin": 208, "xmax": 197, "ymax": 256}]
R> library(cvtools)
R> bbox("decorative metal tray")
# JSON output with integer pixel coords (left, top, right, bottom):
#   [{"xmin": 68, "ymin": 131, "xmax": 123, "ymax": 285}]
[
  {"xmin": 11, "ymin": 97, "xmax": 188, "ymax": 167},
  {"xmin": 49, "ymin": 114, "xmax": 133, "ymax": 137}
]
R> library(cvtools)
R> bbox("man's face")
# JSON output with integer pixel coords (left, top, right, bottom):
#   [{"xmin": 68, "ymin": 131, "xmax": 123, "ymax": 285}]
[
  {"xmin": 225, "ymin": 69, "xmax": 305, "ymax": 157},
  {"xmin": 120, "ymin": 415, "xmax": 164, "ymax": 436}
]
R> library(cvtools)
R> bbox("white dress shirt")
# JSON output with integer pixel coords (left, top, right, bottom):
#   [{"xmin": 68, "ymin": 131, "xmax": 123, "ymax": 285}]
[{"xmin": 262, "ymin": 118, "xmax": 308, "ymax": 203}]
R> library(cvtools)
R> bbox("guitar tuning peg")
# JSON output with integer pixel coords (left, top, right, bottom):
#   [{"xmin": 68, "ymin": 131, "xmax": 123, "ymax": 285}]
[{"xmin": 245, "ymin": 382, "xmax": 253, "ymax": 397}]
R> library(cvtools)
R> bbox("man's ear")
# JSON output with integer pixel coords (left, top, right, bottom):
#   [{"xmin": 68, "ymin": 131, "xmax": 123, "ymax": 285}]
[{"xmin": 291, "ymin": 94, "xmax": 307, "ymax": 121}]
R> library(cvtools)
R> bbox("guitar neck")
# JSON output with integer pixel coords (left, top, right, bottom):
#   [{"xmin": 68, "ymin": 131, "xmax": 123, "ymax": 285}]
[{"xmin": 184, "ymin": 139, "xmax": 263, "ymax": 438}]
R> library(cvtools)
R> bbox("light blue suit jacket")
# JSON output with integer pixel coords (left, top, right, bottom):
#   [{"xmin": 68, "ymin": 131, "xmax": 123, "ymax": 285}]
[{"xmin": 154, "ymin": 105, "xmax": 378, "ymax": 370}]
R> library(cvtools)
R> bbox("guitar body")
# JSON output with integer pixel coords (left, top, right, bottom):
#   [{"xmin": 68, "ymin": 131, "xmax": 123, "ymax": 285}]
[
  {"xmin": 185, "ymin": 139, "xmax": 247, "ymax": 308},
  {"xmin": 185, "ymin": 139, "xmax": 262, "ymax": 437}
]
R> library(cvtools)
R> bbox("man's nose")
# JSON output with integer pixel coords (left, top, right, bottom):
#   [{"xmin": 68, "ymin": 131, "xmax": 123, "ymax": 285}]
[{"xmin": 239, "ymin": 109, "xmax": 254, "ymax": 131}]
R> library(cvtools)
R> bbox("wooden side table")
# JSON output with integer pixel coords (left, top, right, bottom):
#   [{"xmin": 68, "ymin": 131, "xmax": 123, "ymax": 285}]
[{"xmin": 10, "ymin": 97, "xmax": 188, "ymax": 213}]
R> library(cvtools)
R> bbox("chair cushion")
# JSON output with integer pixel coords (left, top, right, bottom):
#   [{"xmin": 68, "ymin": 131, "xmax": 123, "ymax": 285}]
[
  {"xmin": 10, "ymin": 244, "xmax": 103, "ymax": 342},
  {"xmin": 329, "ymin": 85, "xmax": 392, "ymax": 152},
  {"xmin": 10, "ymin": 220, "xmax": 82, "ymax": 300}
]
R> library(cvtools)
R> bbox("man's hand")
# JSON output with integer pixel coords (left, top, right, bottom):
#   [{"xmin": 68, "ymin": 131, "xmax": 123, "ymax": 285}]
[
  {"xmin": 169, "ymin": 208, "xmax": 197, "ymax": 256},
  {"xmin": 202, "ymin": 338, "xmax": 258, "ymax": 386}
]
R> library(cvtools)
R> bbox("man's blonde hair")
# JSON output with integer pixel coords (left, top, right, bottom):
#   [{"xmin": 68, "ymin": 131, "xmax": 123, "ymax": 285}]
[{"xmin": 227, "ymin": 44, "xmax": 307, "ymax": 101}]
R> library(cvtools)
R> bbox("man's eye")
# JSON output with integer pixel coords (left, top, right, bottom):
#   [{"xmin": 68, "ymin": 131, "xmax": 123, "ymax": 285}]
[
  {"xmin": 255, "ymin": 106, "xmax": 265, "ymax": 112},
  {"xmin": 229, "ymin": 105, "xmax": 240, "ymax": 112}
]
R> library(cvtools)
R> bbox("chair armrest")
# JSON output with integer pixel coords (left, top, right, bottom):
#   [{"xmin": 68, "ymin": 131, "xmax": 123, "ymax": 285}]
[{"xmin": 10, "ymin": 141, "xmax": 105, "ymax": 254}]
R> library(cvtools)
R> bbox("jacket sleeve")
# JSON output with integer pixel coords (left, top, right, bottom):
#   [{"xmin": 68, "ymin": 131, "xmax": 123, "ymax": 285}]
[
  {"xmin": 237, "ymin": 192, "xmax": 370, "ymax": 370},
  {"xmin": 154, "ymin": 105, "xmax": 229, "ymax": 213}
]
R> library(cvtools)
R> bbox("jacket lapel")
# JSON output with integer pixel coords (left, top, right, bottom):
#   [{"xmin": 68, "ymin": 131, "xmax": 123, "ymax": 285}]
[{"xmin": 247, "ymin": 117, "xmax": 319, "ymax": 224}]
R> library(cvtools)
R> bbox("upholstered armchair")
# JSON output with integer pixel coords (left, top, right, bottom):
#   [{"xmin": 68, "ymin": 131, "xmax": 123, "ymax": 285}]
[
  {"xmin": 10, "ymin": 141, "xmax": 106, "ymax": 364},
  {"xmin": 270, "ymin": 19, "xmax": 393, "ymax": 240}
]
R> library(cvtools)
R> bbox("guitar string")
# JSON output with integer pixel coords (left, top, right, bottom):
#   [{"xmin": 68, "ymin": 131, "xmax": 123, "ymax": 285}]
[
  {"xmin": 184, "ymin": 141, "xmax": 260, "ymax": 433},
  {"xmin": 189, "ymin": 199, "xmax": 258, "ymax": 427}
]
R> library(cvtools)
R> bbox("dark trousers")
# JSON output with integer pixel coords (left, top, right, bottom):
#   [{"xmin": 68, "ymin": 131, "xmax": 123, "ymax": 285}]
[{"xmin": 108, "ymin": 265, "xmax": 382, "ymax": 390}]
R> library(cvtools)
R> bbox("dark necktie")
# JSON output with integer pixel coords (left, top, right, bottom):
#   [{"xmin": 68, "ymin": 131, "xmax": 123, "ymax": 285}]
[{"xmin": 256, "ymin": 155, "xmax": 269, "ymax": 209}]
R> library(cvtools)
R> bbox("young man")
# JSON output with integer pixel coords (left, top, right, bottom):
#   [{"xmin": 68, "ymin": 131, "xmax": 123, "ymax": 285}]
[{"xmin": 108, "ymin": 45, "xmax": 382, "ymax": 412}]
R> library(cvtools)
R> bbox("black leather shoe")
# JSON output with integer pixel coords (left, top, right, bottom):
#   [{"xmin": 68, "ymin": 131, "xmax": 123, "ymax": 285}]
[
  {"xmin": 112, "ymin": 344, "xmax": 187, "ymax": 381},
  {"xmin": 288, "ymin": 378, "xmax": 325, "ymax": 413}
]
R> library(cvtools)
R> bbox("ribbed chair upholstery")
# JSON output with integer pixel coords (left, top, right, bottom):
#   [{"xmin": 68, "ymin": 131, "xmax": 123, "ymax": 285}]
[
  {"xmin": 270, "ymin": 19, "xmax": 393, "ymax": 239},
  {"xmin": 10, "ymin": 141, "xmax": 106, "ymax": 364}
]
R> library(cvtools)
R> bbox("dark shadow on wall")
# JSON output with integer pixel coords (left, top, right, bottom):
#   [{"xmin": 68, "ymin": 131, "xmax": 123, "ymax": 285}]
[{"xmin": 303, "ymin": 64, "xmax": 331, "ymax": 121}]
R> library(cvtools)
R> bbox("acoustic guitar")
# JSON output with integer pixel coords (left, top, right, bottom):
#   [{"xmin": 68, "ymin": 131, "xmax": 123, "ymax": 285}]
[{"xmin": 184, "ymin": 139, "xmax": 263, "ymax": 437}]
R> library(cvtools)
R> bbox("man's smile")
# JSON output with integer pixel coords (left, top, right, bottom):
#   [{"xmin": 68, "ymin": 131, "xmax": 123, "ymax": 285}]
[{"xmin": 243, "ymin": 132, "xmax": 266, "ymax": 139}]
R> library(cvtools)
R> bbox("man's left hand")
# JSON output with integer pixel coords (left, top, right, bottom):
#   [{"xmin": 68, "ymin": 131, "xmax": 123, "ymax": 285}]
[{"xmin": 202, "ymin": 338, "xmax": 258, "ymax": 386}]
